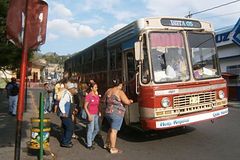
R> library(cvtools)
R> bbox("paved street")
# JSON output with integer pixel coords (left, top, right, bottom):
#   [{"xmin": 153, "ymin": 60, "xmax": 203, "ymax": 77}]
[{"xmin": 0, "ymin": 88, "xmax": 240, "ymax": 160}]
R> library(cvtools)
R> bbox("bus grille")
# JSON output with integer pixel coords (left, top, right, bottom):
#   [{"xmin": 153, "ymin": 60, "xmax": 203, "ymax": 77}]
[{"xmin": 173, "ymin": 91, "xmax": 216, "ymax": 108}]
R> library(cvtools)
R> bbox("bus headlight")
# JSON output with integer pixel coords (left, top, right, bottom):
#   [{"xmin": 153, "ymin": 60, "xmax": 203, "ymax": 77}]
[
  {"xmin": 218, "ymin": 90, "xmax": 225, "ymax": 99},
  {"xmin": 161, "ymin": 97, "xmax": 170, "ymax": 108}
]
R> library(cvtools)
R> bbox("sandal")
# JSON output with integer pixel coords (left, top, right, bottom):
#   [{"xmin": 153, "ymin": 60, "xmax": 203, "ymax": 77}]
[
  {"xmin": 103, "ymin": 143, "xmax": 110, "ymax": 149},
  {"xmin": 110, "ymin": 148, "xmax": 123, "ymax": 154}
]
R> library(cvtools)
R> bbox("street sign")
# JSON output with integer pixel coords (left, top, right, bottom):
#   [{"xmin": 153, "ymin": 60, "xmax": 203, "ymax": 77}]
[
  {"xmin": 25, "ymin": 0, "xmax": 48, "ymax": 49},
  {"xmin": 6, "ymin": 0, "xmax": 26, "ymax": 48},
  {"xmin": 6, "ymin": 0, "xmax": 48, "ymax": 49}
]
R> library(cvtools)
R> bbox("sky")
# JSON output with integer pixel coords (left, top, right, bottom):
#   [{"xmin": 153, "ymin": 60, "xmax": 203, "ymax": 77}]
[{"xmin": 40, "ymin": 0, "xmax": 240, "ymax": 55}]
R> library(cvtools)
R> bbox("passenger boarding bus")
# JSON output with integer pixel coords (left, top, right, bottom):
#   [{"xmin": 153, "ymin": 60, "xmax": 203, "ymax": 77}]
[{"xmin": 65, "ymin": 17, "xmax": 228, "ymax": 130}]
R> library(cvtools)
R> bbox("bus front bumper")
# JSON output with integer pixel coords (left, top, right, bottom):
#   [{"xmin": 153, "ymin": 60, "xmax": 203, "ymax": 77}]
[{"xmin": 141, "ymin": 107, "xmax": 228, "ymax": 130}]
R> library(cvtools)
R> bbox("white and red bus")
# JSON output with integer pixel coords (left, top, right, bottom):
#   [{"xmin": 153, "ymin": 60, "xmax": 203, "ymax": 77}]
[{"xmin": 65, "ymin": 17, "xmax": 228, "ymax": 130}]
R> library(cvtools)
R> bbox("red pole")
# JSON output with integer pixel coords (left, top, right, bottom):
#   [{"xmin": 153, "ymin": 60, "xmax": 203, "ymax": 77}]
[
  {"xmin": 14, "ymin": 0, "xmax": 29, "ymax": 159},
  {"xmin": 16, "ymin": 45, "xmax": 28, "ymax": 121},
  {"xmin": 14, "ymin": 42, "xmax": 28, "ymax": 160}
]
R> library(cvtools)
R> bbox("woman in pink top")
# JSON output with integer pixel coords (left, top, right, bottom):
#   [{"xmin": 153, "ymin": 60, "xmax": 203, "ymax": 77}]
[{"xmin": 84, "ymin": 82, "xmax": 100, "ymax": 149}]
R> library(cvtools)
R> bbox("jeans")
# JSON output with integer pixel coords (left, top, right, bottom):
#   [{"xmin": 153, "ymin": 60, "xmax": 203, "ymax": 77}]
[
  {"xmin": 48, "ymin": 93, "xmax": 53, "ymax": 112},
  {"xmin": 44, "ymin": 93, "xmax": 53, "ymax": 113},
  {"xmin": 60, "ymin": 117, "xmax": 74, "ymax": 145},
  {"xmin": 9, "ymin": 95, "xmax": 18, "ymax": 115},
  {"xmin": 86, "ymin": 114, "xmax": 99, "ymax": 147}
]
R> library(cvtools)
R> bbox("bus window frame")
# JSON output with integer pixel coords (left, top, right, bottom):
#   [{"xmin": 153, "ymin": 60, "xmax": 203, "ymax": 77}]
[
  {"xmin": 187, "ymin": 31, "xmax": 221, "ymax": 80},
  {"xmin": 126, "ymin": 51, "xmax": 136, "ymax": 81},
  {"xmin": 148, "ymin": 31, "xmax": 190, "ymax": 84},
  {"xmin": 140, "ymin": 33, "xmax": 151, "ymax": 85}
]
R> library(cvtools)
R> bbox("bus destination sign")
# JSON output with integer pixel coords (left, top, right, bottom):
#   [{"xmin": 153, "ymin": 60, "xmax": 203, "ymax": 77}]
[{"xmin": 161, "ymin": 18, "xmax": 201, "ymax": 28}]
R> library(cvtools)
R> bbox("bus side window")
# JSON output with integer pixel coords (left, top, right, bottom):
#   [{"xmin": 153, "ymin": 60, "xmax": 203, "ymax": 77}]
[
  {"xmin": 141, "ymin": 34, "xmax": 150, "ymax": 83},
  {"xmin": 127, "ymin": 52, "xmax": 135, "ymax": 80}
]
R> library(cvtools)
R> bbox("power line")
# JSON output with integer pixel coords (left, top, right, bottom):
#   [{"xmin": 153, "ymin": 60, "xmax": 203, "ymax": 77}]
[
  {"xmin": 203, "ymin": 11, "xmax": 240, "ymax": 19},
  {"xmin": 186, "ymin": 0, "xmax": 240, "ymax": 18}
]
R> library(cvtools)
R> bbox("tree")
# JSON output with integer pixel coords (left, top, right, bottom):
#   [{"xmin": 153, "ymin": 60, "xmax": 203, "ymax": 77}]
[
  {"xmin": 41, "ymin": 52, "xmax": 69, "ymax": 67},
  {"xmin": 0, "ymin": 0, "xmax": 33, "ymax": 77},
  {"xmin": 0, "ymin": 0, "xmax": 21, "ymax": 70},
  {"xmin": 0, "ymin": 0, "xmax": 8, "ymax": 43}
]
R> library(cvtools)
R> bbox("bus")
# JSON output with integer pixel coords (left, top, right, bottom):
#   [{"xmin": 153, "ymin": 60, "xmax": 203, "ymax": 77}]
[{"xmin": 65, "ymin": 17, "xmax": 228, "ymax": 130}]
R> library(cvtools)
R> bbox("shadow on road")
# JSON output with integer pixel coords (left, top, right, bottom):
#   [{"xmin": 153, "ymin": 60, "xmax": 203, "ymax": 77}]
[
  {"xmin": 115, "ymin": 126, "xmax": 195, "ymax": 142},
  {"xmin": 100, "ymin": 116, "xmax": 196, "ymax": 142},
  {"xmin": 50, "ymin": 122, "xmax": 62, "ymax": 143},
  {"xmin": 50, "ymin": 121, "xmax": 105, "ymax": 149}
]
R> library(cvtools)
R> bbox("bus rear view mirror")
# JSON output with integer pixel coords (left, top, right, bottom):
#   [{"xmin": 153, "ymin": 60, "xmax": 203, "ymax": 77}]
[{"xmin": 134, "ymin": 41, "xmax": 142, "ymax": 61}]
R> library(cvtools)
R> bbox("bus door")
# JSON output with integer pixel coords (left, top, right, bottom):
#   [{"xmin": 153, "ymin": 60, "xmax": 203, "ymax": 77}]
[{"xmin": 122, "ymin": 50, "xmax": 140, "ymax": 125}]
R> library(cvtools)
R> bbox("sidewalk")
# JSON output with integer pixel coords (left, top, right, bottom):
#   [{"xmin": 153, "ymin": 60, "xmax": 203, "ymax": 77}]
[
  {"xmin": 0, "ymin": 89, "xmax": 31, "ymax": 159},
  {"xmin": 0, "ymin": 90, "xmax": 17, "ymax": 159},
  {"xmin": 0, "ymin": 89, "xmax": 54, "ymax": 160}
]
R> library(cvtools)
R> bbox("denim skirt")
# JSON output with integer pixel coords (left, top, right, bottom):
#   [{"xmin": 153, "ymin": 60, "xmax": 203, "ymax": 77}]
[{"xmin": 105, "ymin": 113, "xmax": 123, "ymax": 131}]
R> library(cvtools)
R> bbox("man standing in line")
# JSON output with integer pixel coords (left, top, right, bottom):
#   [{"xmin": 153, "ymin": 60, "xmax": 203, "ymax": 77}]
[
  {"xmin": 5, "ymin": 77, "xmax": 19, "ymax": 116},
  {"xmin": 58, "ymin": 82, "xmax": 78, "ymax": 148}
]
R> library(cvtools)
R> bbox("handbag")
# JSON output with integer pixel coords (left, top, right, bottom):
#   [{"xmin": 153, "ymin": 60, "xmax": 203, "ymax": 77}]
[{"xmin": 80, "ymin": 108, "xmax": 87, "ymax": 120}]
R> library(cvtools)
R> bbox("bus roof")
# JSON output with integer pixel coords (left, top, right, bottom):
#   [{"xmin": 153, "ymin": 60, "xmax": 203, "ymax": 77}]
[
  {"xmin": 72, "ymin": 17, "xmax": 213, "ymax": 57},
  {"xmin": 108, "ymin": 17, "xmax": 213, "ymax": 46}
]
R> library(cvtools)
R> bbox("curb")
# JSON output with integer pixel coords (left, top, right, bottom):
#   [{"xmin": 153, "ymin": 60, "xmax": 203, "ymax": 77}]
[{"xmin": 228, "ymin": 103, "xmax": 240, "ymax": 108}]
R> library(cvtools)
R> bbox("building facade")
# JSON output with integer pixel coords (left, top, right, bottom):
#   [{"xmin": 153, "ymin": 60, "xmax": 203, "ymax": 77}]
[{"xmin": 215, "ymin": 18, "xmax": 240, "ymax": 100}]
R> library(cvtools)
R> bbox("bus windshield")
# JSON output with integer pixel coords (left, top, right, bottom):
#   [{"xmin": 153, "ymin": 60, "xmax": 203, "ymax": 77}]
[
  {"xmin": 149, "ymin": 32, "xmax": 189, "ymax": 83},
  {"xmin": 188, "ymin": 32, "xmax": 220, "ymax": 79}
]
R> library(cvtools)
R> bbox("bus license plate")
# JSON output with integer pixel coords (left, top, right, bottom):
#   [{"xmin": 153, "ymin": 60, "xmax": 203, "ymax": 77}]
[{"xmin": 190, "ymin": 96, "xmax": 200, "ymax": 104}]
